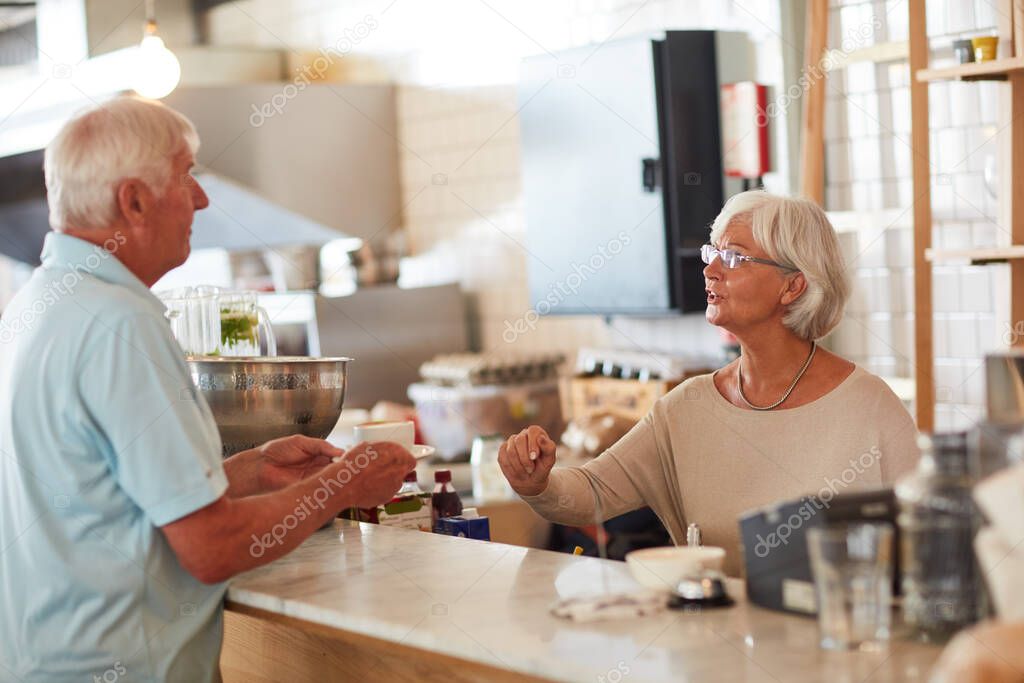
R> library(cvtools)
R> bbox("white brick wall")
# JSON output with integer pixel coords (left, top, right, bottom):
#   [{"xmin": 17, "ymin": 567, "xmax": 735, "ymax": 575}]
[{"xmin": 825, "ymin": 0, "xmax": 1009, "ymax": 430}]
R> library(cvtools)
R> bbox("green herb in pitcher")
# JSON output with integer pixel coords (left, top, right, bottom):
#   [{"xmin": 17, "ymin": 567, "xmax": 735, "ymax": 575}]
[{"xmin": 220, "ymin": 309, "xmax": 260, "ymax": 349}]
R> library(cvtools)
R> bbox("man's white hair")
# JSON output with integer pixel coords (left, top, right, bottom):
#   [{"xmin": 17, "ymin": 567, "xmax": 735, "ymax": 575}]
[
  {"xmin": 709, "ymin": 190, "xmax": 850, "ymax": 341},
  {"xmin": 44, "ymin": 96, "xmax": 199, "ymax": 232}
]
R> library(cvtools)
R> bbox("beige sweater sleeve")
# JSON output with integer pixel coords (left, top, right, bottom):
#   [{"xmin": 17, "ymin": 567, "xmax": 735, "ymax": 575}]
[
  {"xmin": 873, "ymin": 381, "xmax": 921, "ymax": 483},
  {"xmin": 519, "ymin": 370, "xmax": 919, "ymax": 549},
  {"xmin": 520, "ymin": 399, "xmax": 682, "ymax": 536}
]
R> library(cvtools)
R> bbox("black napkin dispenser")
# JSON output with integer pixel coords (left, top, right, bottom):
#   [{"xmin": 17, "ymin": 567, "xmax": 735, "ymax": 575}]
[{"xmin": 738, "ymin": 488, "xmax": 900, "ymax": 616}]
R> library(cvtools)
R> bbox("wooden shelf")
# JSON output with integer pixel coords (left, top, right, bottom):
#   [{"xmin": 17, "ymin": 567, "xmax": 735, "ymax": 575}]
[
  {"xmin": 830, "ymin": 41, "xmax": 909, "ymax": 70},
  {"xmin": 916, "ymin": 57, "xmax": 1024, "ymax": 82},
  {"xmin": 925, "ymin": 245, "xmax": 1024, "ymax": 264}
]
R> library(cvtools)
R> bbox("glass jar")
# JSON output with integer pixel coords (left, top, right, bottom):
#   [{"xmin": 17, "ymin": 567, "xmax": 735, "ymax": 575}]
[
  {"xmin": 470, "ymin": 434, "xmax": 513, "ymax": 502},
  {"xmin": 895, "ymin": 431, "xmax": 986, "ymax": 641}
]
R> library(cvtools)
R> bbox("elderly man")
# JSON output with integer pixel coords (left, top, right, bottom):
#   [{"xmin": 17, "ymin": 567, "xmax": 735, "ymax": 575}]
[{"xmin": 0, "ymin": 96, "xmax": 415, "ymax": 682}]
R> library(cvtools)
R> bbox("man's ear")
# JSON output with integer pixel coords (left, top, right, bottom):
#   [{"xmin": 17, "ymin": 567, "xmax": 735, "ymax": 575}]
[
  {"xmin": 779, "ymin": 271, "xmax": 807, "ymax": 306},
  {"xmin": 115, "ymin": 179, "xmax": 151, "ymax": 228}
]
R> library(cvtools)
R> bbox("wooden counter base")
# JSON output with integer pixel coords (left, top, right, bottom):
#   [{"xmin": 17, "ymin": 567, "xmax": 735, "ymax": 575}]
[{"xmin": 221, "ymin": 603, "xmax": 549, "ymax": 683}]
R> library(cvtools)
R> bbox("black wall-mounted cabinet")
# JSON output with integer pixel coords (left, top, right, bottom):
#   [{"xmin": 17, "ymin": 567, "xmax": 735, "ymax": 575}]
[{"xmin": 519, "ymin": 30, "xmax": 754, "ymax": 315}]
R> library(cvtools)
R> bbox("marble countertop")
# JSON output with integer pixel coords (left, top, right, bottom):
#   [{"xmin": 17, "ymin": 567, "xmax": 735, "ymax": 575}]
[{"xmin": 226, "ymin": 521, "xmax": 940, "ymax": 683}]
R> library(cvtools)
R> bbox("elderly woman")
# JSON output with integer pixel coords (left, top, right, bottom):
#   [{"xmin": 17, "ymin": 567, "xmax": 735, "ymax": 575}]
[{"xmin": 499, "ymin": 191, "xmax": 919, "ymax": 576}]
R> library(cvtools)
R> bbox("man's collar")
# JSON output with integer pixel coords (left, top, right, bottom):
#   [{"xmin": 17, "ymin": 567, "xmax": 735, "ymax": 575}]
[{"xmin": 39, "ymin": 232, "xmax": 166, "ymax": 315}]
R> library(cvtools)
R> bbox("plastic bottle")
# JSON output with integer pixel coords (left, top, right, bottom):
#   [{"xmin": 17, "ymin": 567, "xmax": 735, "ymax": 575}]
[
  {"xmin": 431, "ymin": 469, "xmax": 463, "ymax": 533},
  {"xmin": 376, "ymin": 470, "xmax": 432, "ymax": 532},
  {"xmin": 396, "ymin": 470, "xmax": 425, "ymax": 497}
]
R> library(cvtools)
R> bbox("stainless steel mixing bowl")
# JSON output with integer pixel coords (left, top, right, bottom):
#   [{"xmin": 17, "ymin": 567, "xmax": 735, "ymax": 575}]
[{"xmin": 187, "ymin": 356, "xmax": 352, "ymax": 456}]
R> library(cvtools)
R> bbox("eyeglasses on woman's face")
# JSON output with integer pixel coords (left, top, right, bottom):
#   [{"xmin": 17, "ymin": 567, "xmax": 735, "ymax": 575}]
[{"xmin": 700, "ymin": 244, "xmax": 798, "ymax": 272}]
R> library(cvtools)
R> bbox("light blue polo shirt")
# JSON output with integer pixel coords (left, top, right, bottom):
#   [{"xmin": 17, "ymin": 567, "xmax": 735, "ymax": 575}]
[{"xmin": 0, "ymin": 233, "xmax": 229, "ymax": 682}]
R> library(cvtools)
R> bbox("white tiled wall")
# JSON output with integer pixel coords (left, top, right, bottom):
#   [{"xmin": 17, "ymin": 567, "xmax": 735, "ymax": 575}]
[
  {"xmin": 204, "ymin": 0, "xmax": 791, "ymax": 364},
  {"xmin": 824, "ymin": 0, "xmax": 1008, "ymax": 430}
]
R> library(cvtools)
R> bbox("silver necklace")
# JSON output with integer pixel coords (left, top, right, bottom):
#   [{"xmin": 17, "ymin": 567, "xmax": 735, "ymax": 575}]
[{"xmin": 737, "ymin": 342, "xmax": 817, "ymax": 411}]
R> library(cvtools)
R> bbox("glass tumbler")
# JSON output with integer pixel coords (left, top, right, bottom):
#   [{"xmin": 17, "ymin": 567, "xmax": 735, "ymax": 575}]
[{"xmin": 807, "ymin": 523, "xmax": 894, "ymax": 651}]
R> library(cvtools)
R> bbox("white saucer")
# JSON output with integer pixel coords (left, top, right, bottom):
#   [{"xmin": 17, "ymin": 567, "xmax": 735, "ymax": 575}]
[
  {"xmin": 411, "ymin": 444, "xmax": 435, "ymax": 459},
  {"xmin": 332, "ymin": 444, "xmax": 435, "ymax": 463}
]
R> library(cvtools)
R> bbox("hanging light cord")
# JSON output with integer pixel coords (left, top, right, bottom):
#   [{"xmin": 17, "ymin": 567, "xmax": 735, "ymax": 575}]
[{"xmin": 144, "ymin": 0, "xmax": 157, "ymax": 33}]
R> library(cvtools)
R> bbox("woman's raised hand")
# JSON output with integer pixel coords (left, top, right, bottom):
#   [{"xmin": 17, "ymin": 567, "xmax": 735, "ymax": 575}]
[{"xmin": 498, "ymin": 425, "xmax": 557, "ymax": 497}]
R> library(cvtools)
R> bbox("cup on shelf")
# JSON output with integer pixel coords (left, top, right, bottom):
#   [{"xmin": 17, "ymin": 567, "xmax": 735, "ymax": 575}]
[
  {"xmin": 971, "ymin": 36, "xmax": 998, "ymax": 63},
  {"xmin": 807, "ymin": 522, "xmax": 894, "ymax": 651},
  {"xmin": 952, "ymin": 39, "xmax": 974, "ymax": 64}
]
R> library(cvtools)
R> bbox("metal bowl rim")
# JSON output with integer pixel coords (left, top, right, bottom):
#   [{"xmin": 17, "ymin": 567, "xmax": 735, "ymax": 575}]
[{"xmin": 186, "ymin": 356, "xmax": 353, "ymax": 363}]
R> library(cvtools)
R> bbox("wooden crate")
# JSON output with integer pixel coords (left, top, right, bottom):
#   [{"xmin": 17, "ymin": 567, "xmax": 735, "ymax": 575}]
[{"xmin": 560, "ymin": 375, "xmax": 685, "ymax": 424}]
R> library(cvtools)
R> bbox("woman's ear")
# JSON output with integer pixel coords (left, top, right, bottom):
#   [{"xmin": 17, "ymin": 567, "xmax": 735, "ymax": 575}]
[{"xmin": 779, "ymin": 272, "xmax": 807, "ymax": 306}]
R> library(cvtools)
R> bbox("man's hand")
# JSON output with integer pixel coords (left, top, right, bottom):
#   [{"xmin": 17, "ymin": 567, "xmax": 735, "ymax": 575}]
[
  {"xmin": 162, "ymin": 440, "xmax": 416, "ymax": 584},
  {"xmin": 337, "ymin": 441, "xmax": 417, "ymax": 508},
  {"xmin": 257, "ymin": 434, "xmax": 343, "ymax": 492}
]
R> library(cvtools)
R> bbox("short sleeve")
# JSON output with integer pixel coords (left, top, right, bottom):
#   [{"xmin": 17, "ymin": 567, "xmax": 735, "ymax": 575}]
[{"xmin": 77, "ymin": 313, "xmax": 227, "ymax": 526}]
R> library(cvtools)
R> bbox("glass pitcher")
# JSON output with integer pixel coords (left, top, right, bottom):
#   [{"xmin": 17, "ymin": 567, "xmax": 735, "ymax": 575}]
[
  {"xmin": 209, "ymin": 288, "xmax": 277, "ymax": 357},
  {"xmin": 159, "ymin": 287, "xmax": 220, "ymax": 356},
  {"xmin": 158, "ymin": 286, "xmax": 277, "ymax": 357}
]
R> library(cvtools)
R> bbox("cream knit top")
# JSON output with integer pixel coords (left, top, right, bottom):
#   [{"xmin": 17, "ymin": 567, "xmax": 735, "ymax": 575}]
[{"xmin": 522, "ymin": 366, "xmax": 920, "ymax": 576}]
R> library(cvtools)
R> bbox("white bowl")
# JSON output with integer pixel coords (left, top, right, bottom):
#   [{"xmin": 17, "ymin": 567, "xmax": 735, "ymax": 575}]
[{"xmin": 624, "ymin": 546, "xmax": 726, "ymax": 591}]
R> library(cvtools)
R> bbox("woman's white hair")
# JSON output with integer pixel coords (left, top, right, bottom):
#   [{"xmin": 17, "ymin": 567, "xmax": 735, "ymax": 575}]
[
  {"xmin": 709, "ymin": 190, "xmax": 850, "ymax": 341},
  {"xmin": 44, "ymin": 95, "xmax": 199, "ymax": 232}
]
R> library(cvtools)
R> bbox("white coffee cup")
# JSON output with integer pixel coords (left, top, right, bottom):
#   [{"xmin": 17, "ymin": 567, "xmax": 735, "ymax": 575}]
[{"xmin": 353, "ymin": 420, "xmax": 415, "ymax": 450}]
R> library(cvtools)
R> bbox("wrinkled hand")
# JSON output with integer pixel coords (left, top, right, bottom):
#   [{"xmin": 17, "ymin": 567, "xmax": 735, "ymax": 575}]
[
  {"xmin": 334, "ymin": 441, "xmax": 417, "ymax": 509},
  {"xmin": 498, "ymin": 426, "xmax": 557, "ymax": 497},
  {"xmin": 257, "ymin": 434, "xmax": 344, "ymax": 492}
]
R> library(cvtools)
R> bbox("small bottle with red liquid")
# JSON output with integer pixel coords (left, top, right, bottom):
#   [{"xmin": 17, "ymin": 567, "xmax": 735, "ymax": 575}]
[{"xmin": 431, "ymin": 469, "xmax": 463, "ymax": 533}]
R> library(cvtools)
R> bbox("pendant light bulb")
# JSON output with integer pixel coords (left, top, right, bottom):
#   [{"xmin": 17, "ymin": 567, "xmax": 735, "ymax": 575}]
[{"xmin": 133, "ymin": 18, "xmax": 181, "ymax": 99}]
